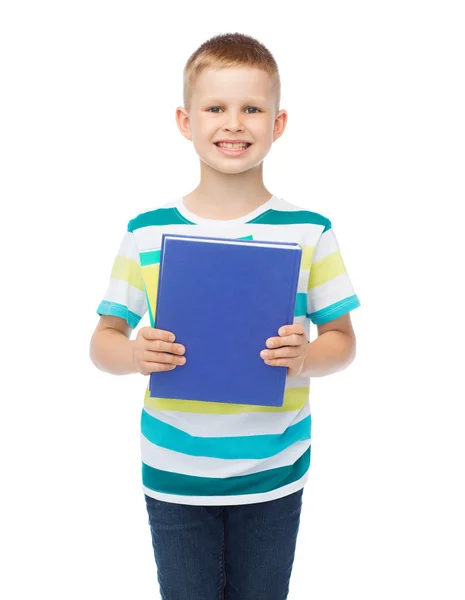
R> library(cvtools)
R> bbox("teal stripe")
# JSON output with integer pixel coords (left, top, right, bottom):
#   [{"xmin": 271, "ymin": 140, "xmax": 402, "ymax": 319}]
[
  {"xmin": 142, "ymin": 446, "xmax": 310, "ymax": 497},
  {"xmin": 128, "ymin": 207, "xmax": 332, "ymax": 232},
  {"xmin": 294, "ymin": 293, "xmax": 307, "ymax": 317},
  {"xmin": 307, "ymin": 295, "xmax": 361, "ymax": 324},
  {"xmin": 140, "ymin": 250, "xmax": 161, "ymax": 266},
  {"xmin": 141, "ymin": 410, "xmax": 311, "ymax": 459},
  {"xmin": 128, "ymin": 208, "xmax": 195, "ymax": 232},
  {"xmin": 247, "ymin": 210, "xmax": 331, "ymax": 231},
  {"xmin": 97, "ymin": 301, "xmax": 141, "ymax": 329}
]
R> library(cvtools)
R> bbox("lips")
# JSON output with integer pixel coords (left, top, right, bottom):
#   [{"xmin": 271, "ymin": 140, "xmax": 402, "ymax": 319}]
[
  {"xmin": 214, "ymin": 143, "xmax": 253, "ymax": 157},
  {"xmin": 214, "ymin": 142, "xmax": 252, "ymax": 147}
]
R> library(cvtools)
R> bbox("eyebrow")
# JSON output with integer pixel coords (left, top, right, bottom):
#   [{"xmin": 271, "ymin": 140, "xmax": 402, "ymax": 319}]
[{"xmin": 203, "ymin": 97, "xmax": 267, "ymax": 103}]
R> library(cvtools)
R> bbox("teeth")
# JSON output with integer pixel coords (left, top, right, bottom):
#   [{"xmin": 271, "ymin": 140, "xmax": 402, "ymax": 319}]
[{"xmin": 217, "ymin": 142, "xmax": 249, "ymax": 149}]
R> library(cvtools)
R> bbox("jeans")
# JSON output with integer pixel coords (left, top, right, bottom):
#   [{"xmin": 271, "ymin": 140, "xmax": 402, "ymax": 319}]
[{"xmin": 144, "ymin": 488, "xmax": 304, "ymax": 600}]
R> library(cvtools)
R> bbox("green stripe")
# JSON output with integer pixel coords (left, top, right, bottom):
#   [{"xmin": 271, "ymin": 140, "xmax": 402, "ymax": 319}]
[
  {"xmin": 141, "ymin": 410, "xmax": 311, "ymax": 459},
  {"xmin": 142, "ymin": 446, "xmax": 310, "ymax": 497}
]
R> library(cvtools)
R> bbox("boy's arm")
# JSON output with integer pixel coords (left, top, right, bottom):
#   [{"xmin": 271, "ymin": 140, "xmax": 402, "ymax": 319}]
[
  {"xmin": 89, "ymin": 315, "xmax": 137, "ymax": 375},
  {"xmin": 299, "ymin": 313, "xmax": 356, "ymax": 378}
]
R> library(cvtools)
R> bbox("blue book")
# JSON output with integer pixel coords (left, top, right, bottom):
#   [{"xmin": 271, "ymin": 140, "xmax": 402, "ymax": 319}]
[{"xmin": 149, "ymin": 233, "xmax": 302, "ymax": 407}]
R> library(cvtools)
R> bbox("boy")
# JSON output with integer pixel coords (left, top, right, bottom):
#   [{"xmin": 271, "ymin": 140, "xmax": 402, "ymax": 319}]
[{"xmin": 90, "ymin": 32, "xmax": 360, "ymax": 600}]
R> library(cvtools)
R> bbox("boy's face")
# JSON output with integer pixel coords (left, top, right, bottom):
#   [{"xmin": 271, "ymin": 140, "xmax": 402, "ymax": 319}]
[{"xmin": 177, "ymin": 67, "xmax": 287, "ymax": 174}]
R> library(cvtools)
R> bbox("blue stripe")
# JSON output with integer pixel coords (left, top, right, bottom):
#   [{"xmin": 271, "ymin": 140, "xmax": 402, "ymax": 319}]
[
  {"xmin": 141, "ymin": 409, "xmax": 311, "ymax": 459},
  {"xmin": 97, "ymin": 301, "xmax": 142, "ymax": 329},
  {"xmin": 307, "ymin": 295, "xmax": 361, "ymax": 324}
]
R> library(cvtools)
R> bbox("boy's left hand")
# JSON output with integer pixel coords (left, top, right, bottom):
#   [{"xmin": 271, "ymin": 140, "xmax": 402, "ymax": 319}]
[{"xmin": 260, "ymin": 323, "xmax": 308, "ymax": 378}]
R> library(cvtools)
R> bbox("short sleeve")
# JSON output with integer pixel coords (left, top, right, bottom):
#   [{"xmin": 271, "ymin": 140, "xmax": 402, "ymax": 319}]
[
  {"xmin": 306, "ymin": 222, "xmax": 361, "ymax": 325},
  {"xmin": 96, "ymin": 230, "xmax": 148, "ymax": 329}
]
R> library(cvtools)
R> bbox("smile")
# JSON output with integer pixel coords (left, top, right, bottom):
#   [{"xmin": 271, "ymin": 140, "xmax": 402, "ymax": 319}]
[{"xmin": 214, "ymin": 143, "xmax": 253, "ymax": 157}]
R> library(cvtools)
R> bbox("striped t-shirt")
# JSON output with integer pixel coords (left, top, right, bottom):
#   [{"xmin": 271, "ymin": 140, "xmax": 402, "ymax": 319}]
[{"xmin": 96, "ymin": 194, "xmax": 361, "ymax": 505}]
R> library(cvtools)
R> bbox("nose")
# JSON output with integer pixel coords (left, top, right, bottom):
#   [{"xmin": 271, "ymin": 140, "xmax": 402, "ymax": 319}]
[{"xmin": 222, "ymin": 110, "xmax": 245, "ymax": 132}]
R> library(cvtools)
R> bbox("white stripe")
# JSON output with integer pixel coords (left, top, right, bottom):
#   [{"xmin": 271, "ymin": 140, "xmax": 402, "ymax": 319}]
[
  {"xmin": 140, "ymin": 435, "xmax": 311, "ymax": 478},
  {"xmin": 144, "ymin": 402, "xmax": 311, "ymax": 437},
  {"xmin": 307, "ymin": 272, "xmax": 357, "ymax": 316},
  {"xmin": 313, "ymin": 226, "xmax": 339, "ymax": 261},
  {"xmin": 297, "ymin": 268, "xmax": 309, "ymax": 293},
  {"xmin": 100, "ymin": 278, "xmax": 146, "ymax": 317},
  {"xmin": 117, "ymin": 231, "xmax": 140, "ymax": 260},
  {"xmin": 142, "ymin": 470, "xmax": 309, "ymax": 506},
  {"xmin": 290, "ymin": 314, "xmax": 307, "ymax": 328}
]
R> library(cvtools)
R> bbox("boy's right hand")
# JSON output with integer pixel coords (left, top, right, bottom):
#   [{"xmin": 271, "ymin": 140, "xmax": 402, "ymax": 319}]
[{"xmin": 132, "ymin": 327, "xmax": 186, "ymax": 376}]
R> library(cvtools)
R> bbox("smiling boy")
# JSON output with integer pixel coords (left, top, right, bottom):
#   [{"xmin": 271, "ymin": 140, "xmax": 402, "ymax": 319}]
[{"xmin": 90, "ymin": 32, "xmax": 360, "ymax": 600}]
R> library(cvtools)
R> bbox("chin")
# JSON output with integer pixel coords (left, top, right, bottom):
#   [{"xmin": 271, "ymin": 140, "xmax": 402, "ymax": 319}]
[
  {"xmin": 199, "ymin": 149, "xmax": 266, "ymax": 172},
  {"xmin": 209, "ymin": 159, "xmax": 263, "ymax": 175}
]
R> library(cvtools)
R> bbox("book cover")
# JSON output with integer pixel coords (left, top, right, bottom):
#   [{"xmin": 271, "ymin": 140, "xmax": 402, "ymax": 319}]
[{"xmin": 149, "ymin": 233, "xmax": 302, "ymax": 407}]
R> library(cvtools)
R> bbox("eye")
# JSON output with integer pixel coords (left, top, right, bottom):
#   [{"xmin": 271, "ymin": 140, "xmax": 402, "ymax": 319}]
[{"xmin": 207, "ymin": 107, "xmax": 261, "ymax": 114}]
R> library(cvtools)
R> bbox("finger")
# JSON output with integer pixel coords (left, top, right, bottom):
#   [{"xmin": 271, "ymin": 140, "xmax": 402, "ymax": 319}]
[
  {"xmin": 144, "ymin": 361, "xmax": 178, "ymax": 373},
  {"xmin": 266, "ymin": 333, "xmax": 303, "ymax": 348},
  {"xmin": 143, "ymin": 327, "xmax": 176, "ymax": 342},
  {"xmin": 264, "ymin": 356, "xmax": 302, "ymax": 371},
  {"xmin": 264, "ymin": 357, "xmax": 290, "ymax": 367},
  {"xmin": 278, "ymin": 323, "xmax": 305, "ymax": 337},
  {"xmin": 261, "ymin": 346, "xmax": 300, "ymax": 360},
  {"xmin": 142, "ymin": 350, "xmax": 186, "ymax": 365},
  {"xmin": 148, "ymin": 340, "xmax": 185, "ymax": 355}
]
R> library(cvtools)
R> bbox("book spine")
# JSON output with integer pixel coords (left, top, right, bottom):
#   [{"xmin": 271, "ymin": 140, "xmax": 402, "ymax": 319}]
[
  {"xmin": 149, "ymin": 236, "xmax": 167, "ymax": 395},
  {"xmin": 153, "ymin": 235, "xmax": 167, "ymax": 330},
  {"xmin": 287, "ymin": 248, "xmax": 302, "ymax": 325}
]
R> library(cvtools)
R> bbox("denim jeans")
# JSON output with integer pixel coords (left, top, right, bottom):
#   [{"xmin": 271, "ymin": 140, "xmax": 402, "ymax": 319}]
[{"xmin": 144, "ymin": 488, "xmax": 304, "ymax": 600}]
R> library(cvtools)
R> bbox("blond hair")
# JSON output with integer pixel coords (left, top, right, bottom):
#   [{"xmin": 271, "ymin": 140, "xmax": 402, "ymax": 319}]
[{"xmin": 183, "ymin": 32, "xmax": 280, "ymax": 114}]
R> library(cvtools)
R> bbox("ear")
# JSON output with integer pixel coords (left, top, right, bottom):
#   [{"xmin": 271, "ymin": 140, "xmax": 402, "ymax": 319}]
[{"xmin": 175, "ymin": 106, "xmax": 192, "ymax": 141}]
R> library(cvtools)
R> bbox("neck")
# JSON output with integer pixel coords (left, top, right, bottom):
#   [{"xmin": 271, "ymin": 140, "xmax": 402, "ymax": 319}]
[{"xmin": 183, "ymin": 162, "xmax": 272, "ymax": 220}]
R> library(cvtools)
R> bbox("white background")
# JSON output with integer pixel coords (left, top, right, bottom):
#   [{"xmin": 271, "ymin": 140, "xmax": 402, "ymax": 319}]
[{"xmin": 1, "ymin": 1, "xmax": 464, "ymax": 598}]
